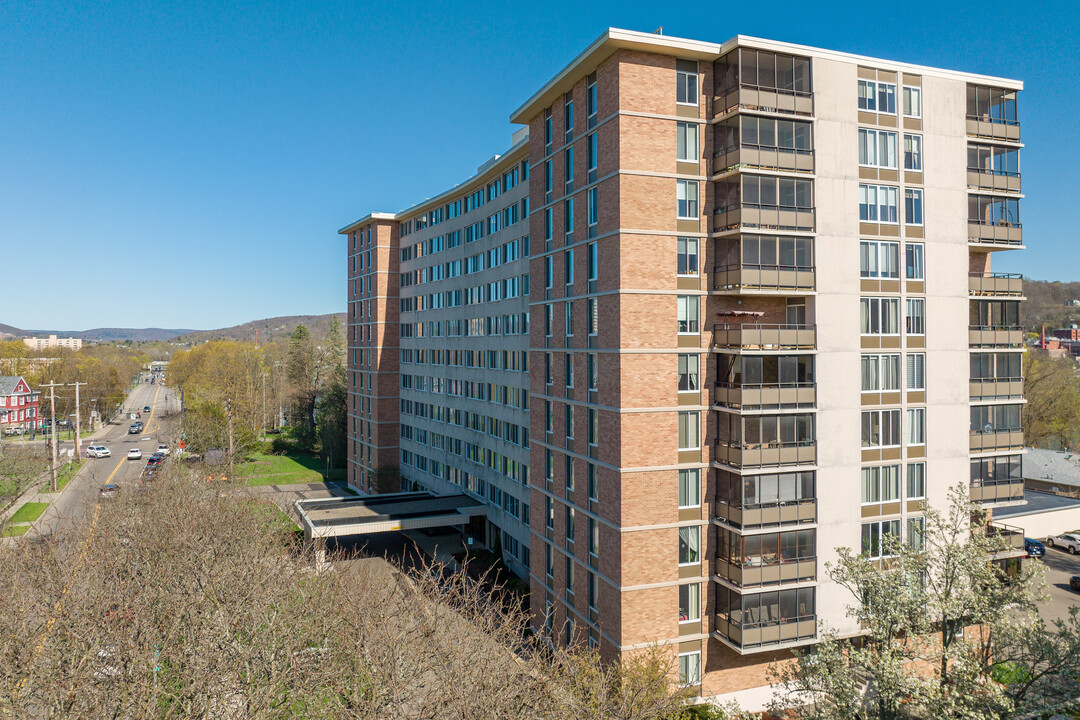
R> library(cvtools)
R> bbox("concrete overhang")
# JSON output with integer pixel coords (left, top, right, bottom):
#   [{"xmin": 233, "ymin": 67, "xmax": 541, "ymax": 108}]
[
  {"xmin": 338, "ymin": 211, "xmax": 397, "ymax": 236},
  {"xmin": 294, "ymin": 491, "xmax": 485, "ymax": 540}
]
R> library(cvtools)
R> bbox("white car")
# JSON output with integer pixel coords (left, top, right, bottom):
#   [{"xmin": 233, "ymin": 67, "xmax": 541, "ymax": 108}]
[
  {"xmin": 156, "ymin": 444, "xmax": 170, "ymax": 455},
  {"xmin": 86, "ymin": 445, "xmax": 111, "ymax": 458},
  {"xmin": 126, "ymin": 448, "xmax": 142, "ymax": 460},
  {"xmin": 1046, "ymin": 532, "xmax": 1080, "ymax": 554}
]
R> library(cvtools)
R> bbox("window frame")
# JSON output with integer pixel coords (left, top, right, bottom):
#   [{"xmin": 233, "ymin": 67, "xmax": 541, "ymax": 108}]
[
  {"xmin": 907, "ymin": 407, "xmax": 926, "ymax": 447},
  {"xmin": 678, "ymin": 468, "xmax": 700, "ymax": 508},
  {"xmin": 676, "ymin": 179, "xmax": 699, "ymax": 219},
  {"xmin": 859, "ymin": 239, "xmax": 900, "ymax": 279},
  {"xmin": 861, "ymin": 409, "xmax": 902, "ymax": 449},
  {"xmin": 902, "ymin": 85, "xmax": 922, "ymax": 118},
  {"xmin": 678, "ymin": 525, "xmax": 701, "ymax": 566}
]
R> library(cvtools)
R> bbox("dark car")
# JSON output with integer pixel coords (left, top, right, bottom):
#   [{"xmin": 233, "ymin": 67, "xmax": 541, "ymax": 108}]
[
  {"xmin": 143, "ymin": 406, "xmax": 151, "ymax": 413},
  {"xmin": 128, "ymin": 425, "xmax": 141, "ymax": 435},
  {"xmin": 97, "ymin": 484, "xmax": 119, "ymax": 499},
  {"xmin": 1070, "ymin": 576, "xmax": 1080, "ymax": 592},
  {"xmin": 1025, "ymin": 538, "xmax": 1046, "ymax": 558}
]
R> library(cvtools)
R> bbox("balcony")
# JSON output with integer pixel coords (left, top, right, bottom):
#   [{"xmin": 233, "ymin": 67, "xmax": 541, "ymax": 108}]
[
  {"xmin": 971, "ymin": 481, "xmax": 1025, "ymax": 505},
  {"xmin": 715, "ymin": 442, "xmax": 816, "ymax": 469},
  {"xmin": 714, "ymin": 264, "xmax": 815, "ymax": 293},
  {"xmin": 967, "ymin": 169, "xmax": 1021, "ymax": 194},
  {"xmin": 968, "ymin": 221, "xmax": 1023, "ymax": 248},
  {"xmin": 967, "ymin": 117, "xmax": 1020, "ymax": 143},
  {"xmin": 969, "ymin": 273, "xmax": 1023, "ymax": 298},
  {"xmin": 715, "ymin": 500, "xmax": 816, "ymax": 529},
  {"xmin": 714, "ymin": 323, "xmax": 817, "ymax": 352},
  {"xmin": 986, "ymin": 520, "xmax": 1027, "ymax": 557},
  {"xmin": 715, "ymin": 382, "xmax": 815, "ymax": 411},
  {"xmin": 715, "ymin": 556, "xmax": 816, "ymax": 588},
  {"xmin": 714, "ymin": 204, "xmax": 816, "ymax": 234},
  {"xmin": 969, "ymin": 326, "xmax": 1024, "ymax": 348},
  {"xmin": 970, "ymin": 429, "xmax": 1024, "ymax": 453},
  {"xmin": 969, "ymin": 378, "xmax": 1024, "ymax": 401},
  {"xmin": 715, "ymin": 615, "xmax": 817, "ymax": 652},
  {"xmin": 713, "ymin": 146, "xmax": 814, "ymax": 176}
]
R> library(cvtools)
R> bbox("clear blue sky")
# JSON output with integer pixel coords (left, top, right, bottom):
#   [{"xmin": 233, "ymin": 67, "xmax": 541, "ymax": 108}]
[{"xmin": 2, "ymin": 0, "xmax": 1076, "ymax": 331}]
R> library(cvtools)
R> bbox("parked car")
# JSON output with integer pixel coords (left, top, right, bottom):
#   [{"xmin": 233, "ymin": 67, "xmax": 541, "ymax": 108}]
[
  {"xmin": 97, "ymin": 484, "xmax": 119, "ymax": 498},
  {"xmin": 157, "ymin": 444, "xmax": 170, "ymax": 455},
  {"xmin": 1071, "ymin": 576, "xmax": 1080, "ymax": 592},
  {"xmin": 86, "ymin": 445, "xmax": 111, "ymax": 458},
  {"xmin": 1046, "ymin": 532, "xmax": 1080, "ymax": 554},
  {"xmin": 143, "ymin": 406, "xmax": 151, "ymax": 413},
  {"xmin": 3, "ymin": 426, "xmax": 26, "ymax": 436},
  {"xmin": 126, "ymin": 449, "xmax": 142, "ymax": 460},
  {"xmin": 1024, "ymin": 538, "xmax": 1046, "ymax": 558}
]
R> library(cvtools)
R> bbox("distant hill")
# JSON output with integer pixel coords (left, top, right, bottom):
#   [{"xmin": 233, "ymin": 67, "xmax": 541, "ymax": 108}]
[
  {"xmin": 0, "ymin": 323, "xmax": 195, "ymax": 342},
  {"xmin": 174, "ymin": 313, "xmax": 346, "ymax": 344},
  {"xmin": 1023, "ymin": 279, "xmax": 1080, "ymax": 331}
]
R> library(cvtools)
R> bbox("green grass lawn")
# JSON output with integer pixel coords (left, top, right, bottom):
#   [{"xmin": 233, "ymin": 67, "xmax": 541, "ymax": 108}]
[
  {"xmin": 9, "ymin": 501, "xmax": 49, "ymax": 524},
  {"xmin": 52, "ymin": 460, "xmax": 83, "ymax": 492},
  {"xmin": 0, "ymin": 524, "xmax": 29, "ymax": 537},
  {"xmin": 239, "ymin": 452, "xmax": 346, "ymax": 486}
]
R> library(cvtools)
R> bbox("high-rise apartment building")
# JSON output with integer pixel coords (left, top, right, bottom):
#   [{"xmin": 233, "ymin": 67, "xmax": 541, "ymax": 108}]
[{"xmin": 339, "ymin": 28, "xmax": 1024, "ymax": 708}]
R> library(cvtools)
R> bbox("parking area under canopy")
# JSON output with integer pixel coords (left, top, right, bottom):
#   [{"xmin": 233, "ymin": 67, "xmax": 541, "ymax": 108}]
[{"xmin": 294, "ymin": 491, "xmax": 485, "ymax": 541}]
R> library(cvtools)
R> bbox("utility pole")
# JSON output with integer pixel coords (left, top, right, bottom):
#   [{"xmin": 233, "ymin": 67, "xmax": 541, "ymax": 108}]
[
  {"xmin": 68, "ymin": 381, "xmax": 86, "ymax": 459},
  {"xmin": 225, "ymin": 398, "xmax": 234, "ymax": 478},
  {"xmin": 41, "ymin": 381, "xmax": 61, "ymax": 492}
]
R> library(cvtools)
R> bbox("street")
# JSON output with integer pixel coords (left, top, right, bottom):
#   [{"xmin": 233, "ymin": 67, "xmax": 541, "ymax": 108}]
[{"xmin": 1033, "ymin": 544, "xmax": 1080, "ymax": 626}]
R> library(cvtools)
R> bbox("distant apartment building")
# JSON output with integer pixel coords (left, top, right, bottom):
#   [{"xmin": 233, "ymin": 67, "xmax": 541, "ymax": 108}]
[
  {"xmin": 23, "ymin": 335, "xmax": 82, "ymax": 351},
  {"xmin": 339, "ymin": 28, "xmax": 1025, "ymax": 708},
  {"xmin": 0, "ymin": 376, "xmax": 41, "ymax": 433}
]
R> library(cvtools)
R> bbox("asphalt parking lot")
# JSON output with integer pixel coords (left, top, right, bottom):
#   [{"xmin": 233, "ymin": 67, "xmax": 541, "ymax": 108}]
[{"xmin": 1032, "ymin": 543, "xmax": 1080, "ymax": 625}]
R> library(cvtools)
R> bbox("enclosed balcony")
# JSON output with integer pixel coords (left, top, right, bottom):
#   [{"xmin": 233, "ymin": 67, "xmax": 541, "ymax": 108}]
[
  {"xmin": 715, "ymin": 585, "xmax": 816, "ymax": 653},
  {"xmin": 714, "ymin": 116, "xmax": 814, "ymax": 175},
  {"xmin": 969, "ymin": 195, "xmax": 1021, "ymax": 248},
  {"xmin": 714, "ymin": 48, "xmax": 813, "ymax": 117},
  {"xmin": 971, "ymin": 481, "xmax": 1025, "ymax": 505},
  {"xmin": 970, "ymin": 403, "xmax": 1023, "ymax": 452},
  {"xmin": 715, "ymin": 354, "xmax": 815, "ymax": 410},
  {"xmin": 968, "ymin": 144, "xmax": 1021, "ymax": 194},
  {"xmin": 969, "ymin": 272, "xmax": 1023, "ymax": 297},
  {"xmin": 716, "ymin": 413, "xmax": 816, "ymax": 469},
  {"xmin": 714, "ymin": 175, "xmax": 815, "ymax": 233},
  {"xmin": 715, "ymin": 469, "xmax": 816, "ymax": 529},
  {"xmin": 967, "ymin": 85, "xmax": 1020, "ymax": 142},
  {"xmin": 716, "ymin": 528, "xmax": 816, "ymax": 588},
  {"xmin": 713, "ymin": 323, "xmax": 816, "ymax": 351},
  {"xmin": 970, "ymin": 352, "xmax": 1023, "ymax": 400},
  {"xmin": 713, "ymin": 235, "xmax": 815, "ymax": 293},
  {"xmin": 971, "ymin": 455, "xmax": 1024, "ymax": 505},
  {"xmin": 969, "ymin": 299, "xmax": 1023, "ymax": 348}
]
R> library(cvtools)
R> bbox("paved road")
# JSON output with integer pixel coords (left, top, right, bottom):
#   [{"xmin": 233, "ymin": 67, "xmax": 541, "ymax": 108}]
[
  {"xmin": 30, "ymin": 377, "xmax": 176, "ymax": 538},
  {"xmin": 1033, "ymin": 544, "xmax": 1080, "ymax": 626}
]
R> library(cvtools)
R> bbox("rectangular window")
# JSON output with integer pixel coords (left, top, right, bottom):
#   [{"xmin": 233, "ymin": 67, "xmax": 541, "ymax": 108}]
[
  {"xmin": 860, "ymin": 354, "xmax": 901, "ymax": 392},
  {"xmin": 564, "ymin": 92, "xmax": 574, "ymax": 141},
  {"xmin": 544, "ymin": 207, "xmax": 553, "ymax": 241},
  {"xmin": 678, "ymin": 412, "xmax": 700, "ymax": 450},
  {"xmin": 907, "ymin": 516, "xmax": 925, "ymax": 552},
  {"xmin": 677, "ymin": 295, "xmax": 699, "ymax": 333},
  {"xmin": 565, "ymin": 249, "xmax": 575, "ymax": 286},
  {"xmin": 588, "ymin": 462, "xmax": 598, "ymax": 501},
  {"xmin": 564, "ymin": 147, "xmax": 574, "ymax": 191},
  {"xmin": 564, "ymin": 198, "xmax": 574, "ymax": 235},
  {"xmin": 905, "ymin": 188, "xmax": 923, "ymax": 226},
  {"xmin": 906, "ymin": 298, "xmax": 925, "ymax": 335},
  {"xmin": 858, "ymin": 79, "xmax": 876, "ymax": 111},
  {"xmin": 676, "ymin": 122, "xmax": 698, "ymax": 161},
  {"xmin": 566, "ymin": 506, "xmax": 575, "ymax": 541},
  {"xmin": 588, "ymin": 516, "xmax": 598, "ymax": 555},
  {"xmin": 587, "ymin": 242, "xmax": 597, "ymax": 281},
  {"xmin": 877, "ymin": 82, "xmax": 897, "ymax": 114},
  {"xmin": 587, "ymin": 298, "xmax": 597, "ymax": 336},
  {"xmin": 676, "ymin": 60, "xmax": 699, "ymax": 105},
  {"xmin": 861, "ymin": 519, "xmax": 901, "ymax": 559},
  {"xmin": 586, "ymin": 72, "xmax": 597, "ymax": 124},
  {"xmin": 678, "ymin": 354, "xmax": 700, "ymax": 392},
  {"xmin": 859, "ymin": 184, "xmax": 899, "ymax": 223},
  {"xmin": 861, "ymin": 409, "xmax": 902, "ymax": 448},
  {"xmin": 905, "ymin": 243, "xmax": 924, "ymax": 280},
  {"xmin": 587, "ymin": 187, "xmax": 598, "ymax": 229},
  {"xmin": 679, "ymin": 583, "xmax": 701, "ymax": 623},
  {"xmin": 544, "ymin": 108, "xmax": 553, "ymax": 148},
  {"xmin": 678, "ymin": 651, "xmax": 701, "ymax": 687},
  {"xmin": 860, "ymin": 297, "xmax": 900, "ymax": 335},
  {"xmin": 907, "ymin": 407, "xmax": 926, "ymax": 446},
  {"xmin": 858, "ymin": 128, "xmax": 897, "ymax": 169},
  {"xmin": 902, "ymin": 86, "xmax": 921, "ymax": 118},
  {"xmin": 907, "ymin": 462, "xmax": 926, "ymax": 500},
  {"xmin": 565, "ymin": 404, "xmax": 574, "ymax": 439},
  {"xmin": 859, "ymin": 240, "xmax": 899, "ymax": 279},
  {"xmin": 677, "ymin": 237, "xmax": 699, "ymax": 275},
  {"xmin": 678, "ymin": 526, "xmax": 700, "ymax": 565},
  {"xmin": 861, "ymin": 465, "xmax": 901, "ymax": 504},
  {"xmin": 676, "ymin": 180, "xmax": 699, "ymax": 219},
  {"xmin": 903, "ymin": 134, "xmax": 922, "ymax": 171},
  {"xmin": 678, "ymin": 469, "xmax": 700, "ymax": 508},
  {"xmin": 588, "ymin": 408, "xmax": 597, "ymax": 445},
  {"xmin": 906, "ymin": 353, "xmax": 925, "ymax": 390},
  {"xmin": 588, "ymin": 353, "xmax": 598, "ymax": 390}
]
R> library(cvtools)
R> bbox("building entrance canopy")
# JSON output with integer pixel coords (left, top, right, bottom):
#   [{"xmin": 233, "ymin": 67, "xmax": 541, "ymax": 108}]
[{"xmin": 294, "ymin": 491, "xmax": 485, "ymax": 541}]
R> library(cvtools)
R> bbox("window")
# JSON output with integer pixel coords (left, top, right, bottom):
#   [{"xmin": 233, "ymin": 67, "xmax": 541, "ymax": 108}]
[
  {"xmin": 565, "ymin": 352, "xmax": 574, "ymax": 386},
  {"xmin": 861, "ymin": 409, "xmax": 902, "ymax": 448},
  {"xmin": 678, "ymin": 651, "xmax": 701, "ymax": 687},
  {"xmin": 858, "ymin": 128, "xmax": 898, "ymax": 169},
  {"xmin": 565, "ymin": 248, "xmax": 575, "ymax": 286},
  {"xmin": 588, "ymin": 408, "xmax": 597, "ymax": 445},
  {"xmin": 679, "ymin": 469, "xmax": 700, "ymax": 508},
  {"xmin": 967, "ymin": 85, "xmax": 1018, "ymax": 125},
  {"xmin": 586, "ymin": 133, "xmax": 597, "ymax": 176},
  {"xmin": 907, "ymin": 462, "xmax": 926, "ymax": 500},
  {"xmin": 907, "ymin": 516, "xmax": 925, "ymax": 552},
  {"xmin": 676, "ymin": 180, "xmax": 699, "ymax": 218},
  {"xmin": 902, "ymin": 86, "xmax": 921, "ymax": 118},
  {"xmin": 861, "ymin": 465, "xmax": 901, "ymax": 504},
  {"xmin": 906, "ymin": 353, "xmax": 925, "ymax": 391},
  {"xmin": 588, "ymin": 353, "xmax": 598, "ymax": 390},
  {"xmin": 544, "ymin": 207, "xmax": 553, "ymax": 241},
  {"xmin": 677, "ymin": 295, "xmax": 699, "ymax": 333},
  {"xmin": 587, "ymin": 187, "xmax": 598, "ymax": 230},
  {"xmin": 858, "ymin": 79, "xmax": 896, "ymax": 113},
  {"xmin": 564, "ymin": 148, "xmax": 574, "ymax": 191},
  {"xmin": 565, "ymin": 556, "xmax": 574, "ymax": 595},
  {"xmin": 588, "ymin": 516, "xmax": 598, "ymax": 555},
  {"xmin": 676, "ymin": 60, "xmax": 698, "ymax": 105},
  {"xmin": 970, "ymin": 454, "xmax": 1022, "ymax": 487},
  {"xmin": 679, "ymin": 583, "xmax": 701, "ymax": 623},
  {"xmin": 859, "ymin": 184, "xmax": 899, "ymax": 223},
  {"xmin": 678, "ymin": 412, "xmax": 700, "ymax": 450},
  {"xmin": 678, "ymin": 526, "xmax": 700, "ymax": 565},
  {"xmin": 677, "ymin": 237, "xmax": 699, "ymax": 275},
  {"xmin": 970, "ymin": 404, "xmax": 1022, "ymax": 433},
  {"xmin": 586, "ymin": 71, "xmax": 597, "ymax": 125},
  {"xmin": 968, "ymin": 143, "xmax": 1019, "ymax": 176},
  {"xmin": 566, "ymin": 506, "xmax": 575, "ymax": 541},
  {"xmin": 543, "ymin": 108, "xmax": 553, "ymax": 148},
  {"xmin": 565, "ymin": 404, "xmax": 574, "ymax": 439},
  {"xmin": 903, "ymin": 134, "xmax": 922, "ymax": 171},
  {"xmin": 969, "ymin": 195, "xmax": 1020, "ymax": 227},
  {"xmin": 732, "ymin": 175, "xmax": 813, "ymax": 211},
  {"xmin": 564, "ymin": 92, "xmax": 574, "ymax": 141},
  {"xmin": 588, "ymin": 462, "xmax": 598, "ymax": 501},
  {"xmin": 860, "ymin": 240, "xmax": 900, "ymax": 279},
  {"xmin": 906, "ymin": 298, "xmax": 925, "ymax": 335},
  {"xmin": 587, "ymin": 242, "xmax": 597, "ymax": 281},
  {"xmin": 676, "ymin": 122, "xmax": 698, "ymax": 161},
  {"xmin": 905, "ymin": 243, "xmax": 924, "ymax": 280},
  {"xmin": 738, "ymin": 234, "xmax": 813, "ymax": 270},
  {"xmin": 728, "ymin": 48, "xmax": 812, "ymax": 94},
  {"xmin": 564, "ymin": 198, "xmax": 574, "ymax": 235},
  {"xmin": 546, "ymin": 496, "xmax": 554, "ymax": 530},
  {"xmin": 861, "ymin": 519, "xmax": 901, "ymax": 559},
  {"xmin": 860, "ymin": 354, "xmax": 901, "ymax": 392},
  {"xmin": 907, "ymin": 408, "xmax": 926, "ymax": 446},
  {"xmin": 860, "ymin": 297, "xmax": 900, "ymax": 335},
  {"xmin": 905, "ymin": 189, "xmax": 923, "ymax": 226},
  {"xmin": 858, "ymin": 79, "xmax": 876, "ymax": 110},
  {"xmin": 716, "ymin": 470, "xmax": 815, "ymax": 511},
  {"xmin": 544, "ymin": 256, "xmax": 553, "ymax": 288},
  {"xmin": 678, "ymin": 354, "xmax": 699, "ymax": 392}
]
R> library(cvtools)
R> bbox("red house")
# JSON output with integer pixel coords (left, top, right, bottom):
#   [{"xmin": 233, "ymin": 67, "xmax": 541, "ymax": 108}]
[{"xmin": 0, "ymin": 376, "xmax": 41, "ymax": 436}]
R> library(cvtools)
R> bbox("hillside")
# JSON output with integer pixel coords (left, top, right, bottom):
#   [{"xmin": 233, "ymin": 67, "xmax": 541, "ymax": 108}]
[
  {"xmin": 0, "ymin": 323, "xmax": 195, "ymax": 342},
  {"xmin": 174, "ymin": 313, "xmax": 346, "ymax": 344},
  {"xmin": 1023, "ymin": 279, "xmax": 1080, "ymax": 331}
]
